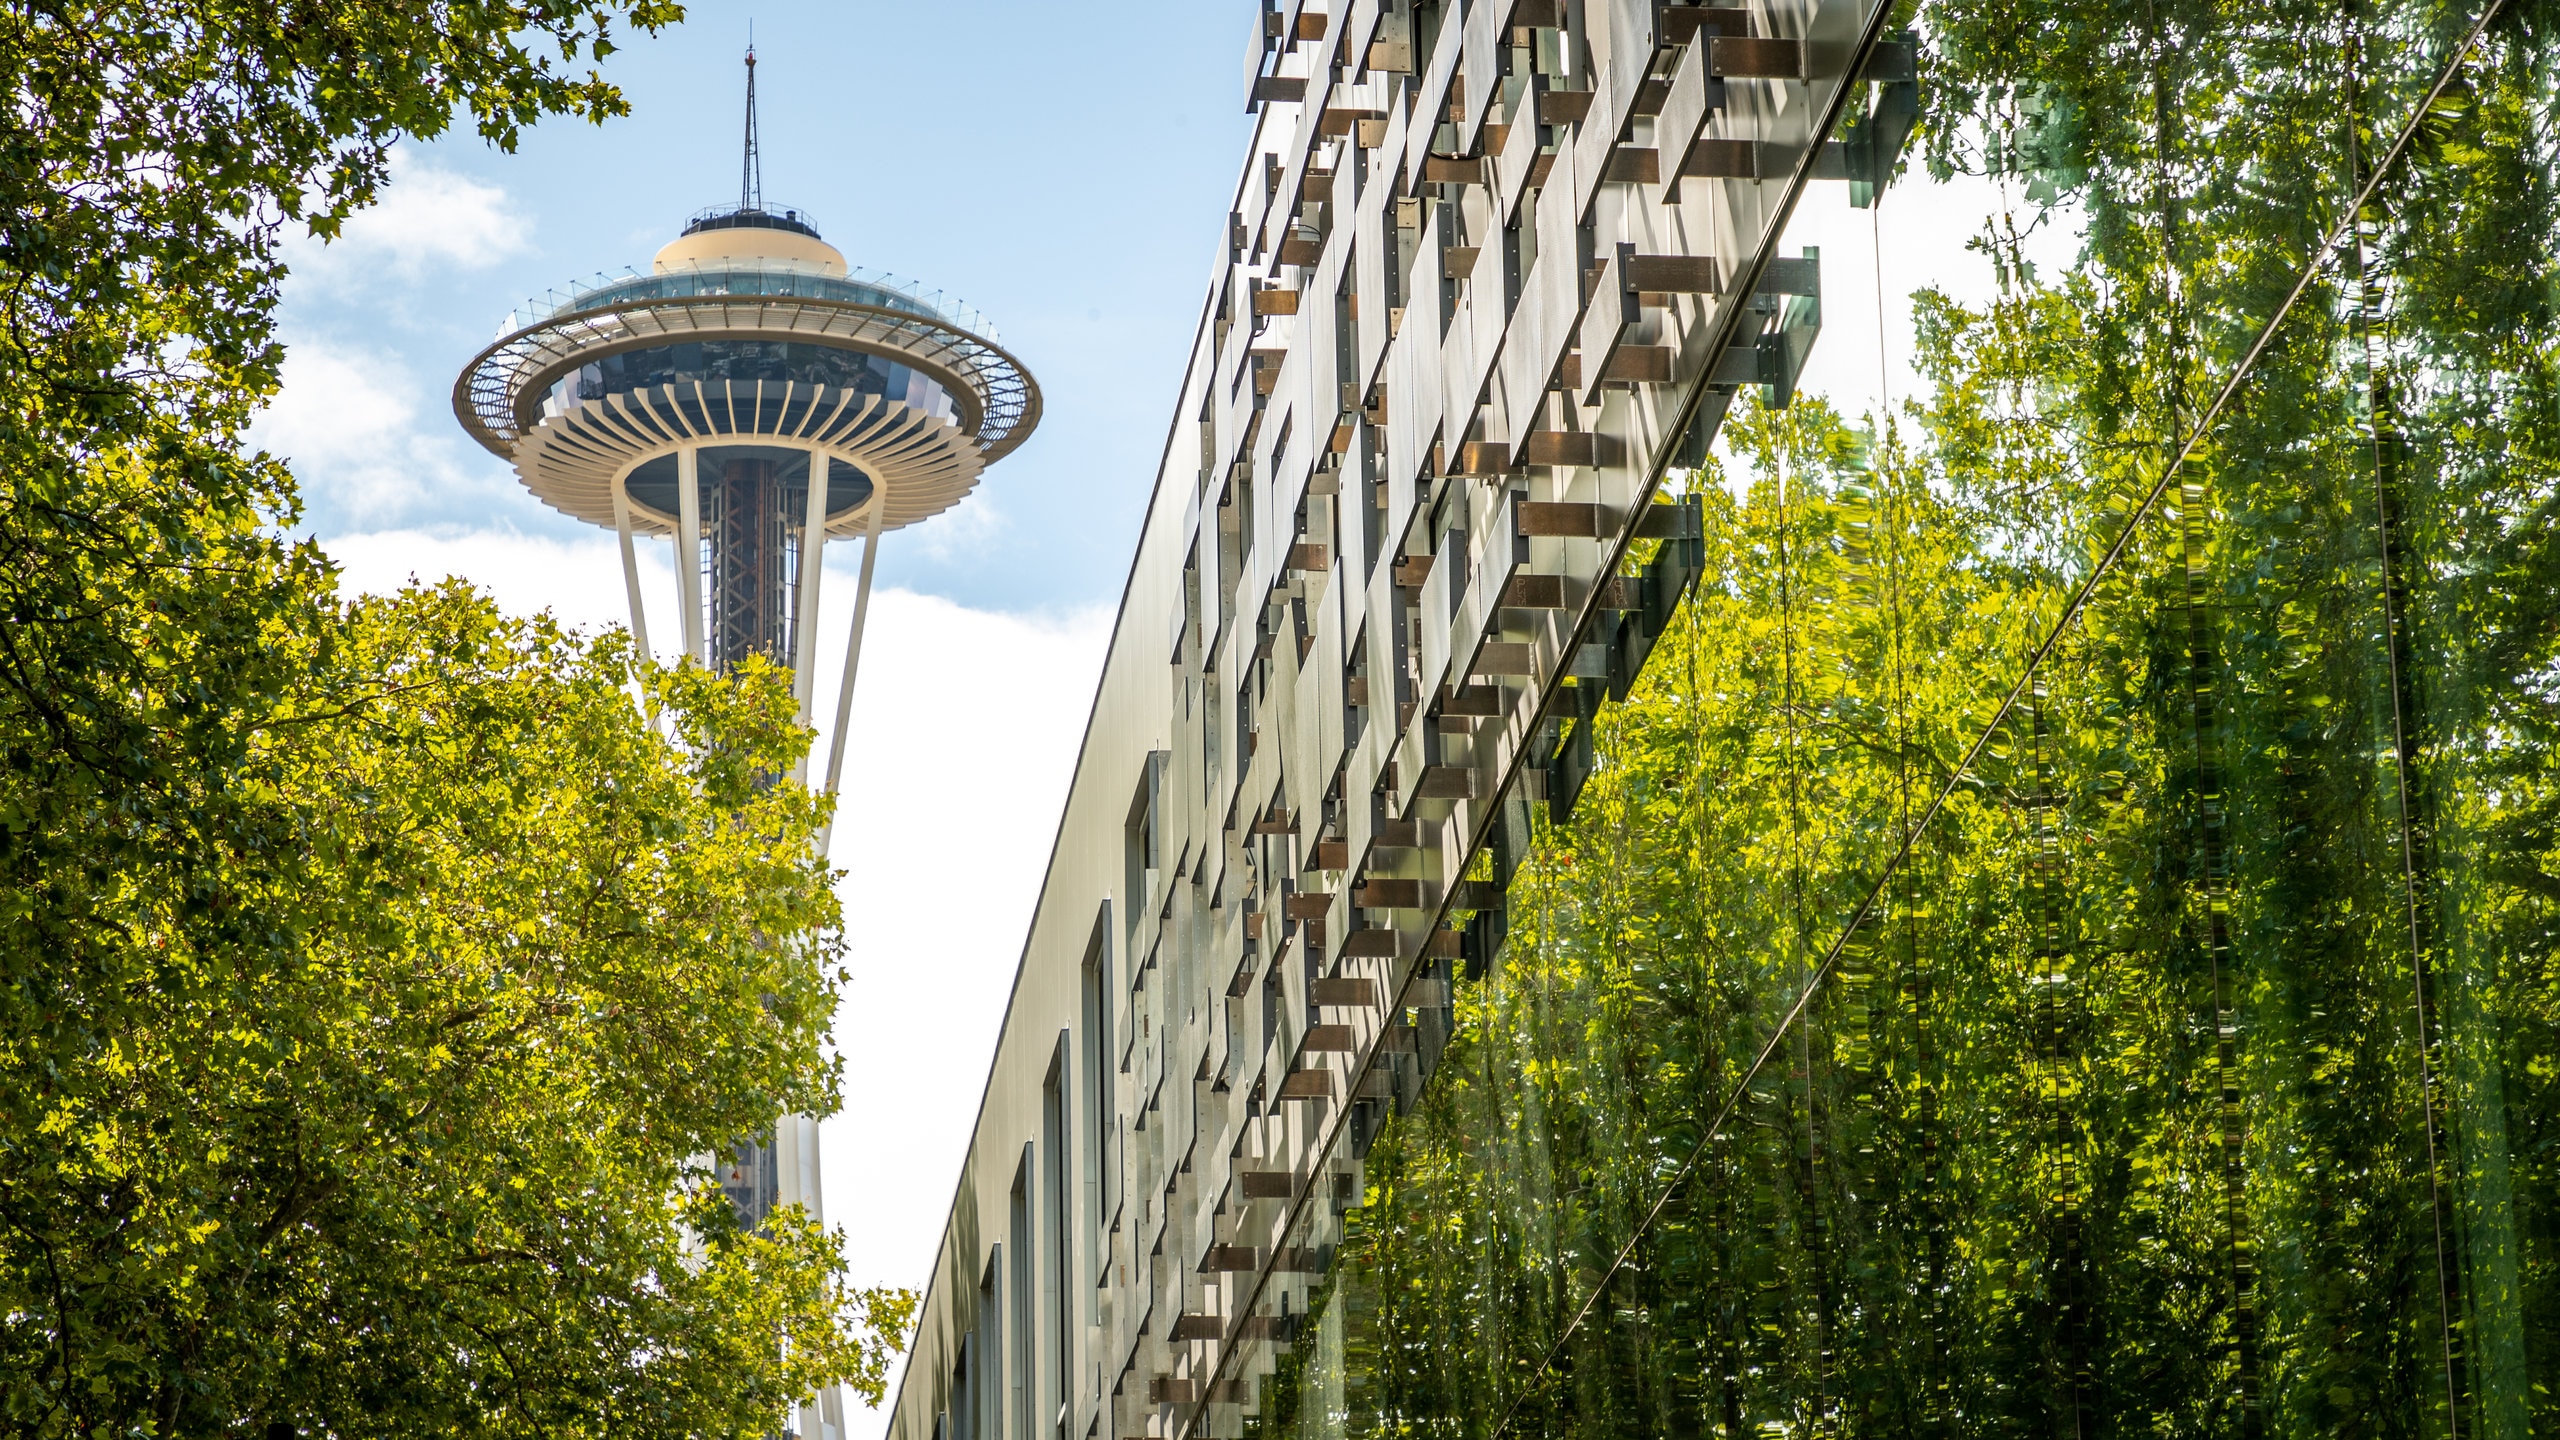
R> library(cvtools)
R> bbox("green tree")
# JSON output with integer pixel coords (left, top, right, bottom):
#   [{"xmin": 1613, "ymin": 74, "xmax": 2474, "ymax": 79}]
[
  {"xmin": 0, "ymin": 2, "xmax": 908, "ymax": 1434},
  {"xmin": 1243, "ymin": 4, "xmax": 2560, "ymax": 1440}
]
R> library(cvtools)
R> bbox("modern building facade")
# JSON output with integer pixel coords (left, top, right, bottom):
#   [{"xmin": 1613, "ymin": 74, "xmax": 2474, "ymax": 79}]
[
  {"xmin": 896, "ymin": 2, "xmax": 2560, "ymax": 1439},
  {"xmin": 451, "ymin": 54, "xmax": 1039, "ymax": 1440}
]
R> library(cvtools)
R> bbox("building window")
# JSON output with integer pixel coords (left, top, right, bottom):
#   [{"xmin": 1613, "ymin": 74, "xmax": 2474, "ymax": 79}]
[
  {"xmin": 1008, "ymin": 1156, "xmax": 1031, "ymax": 1440},
  {"xmin": 973, "ymin": 1253, "xmax": 999, "ymax": 1440},
  {"xmin": 1042, "ymin": 1043, "xmax": 1071, "ymax": 1440},
  {"xmin": 1082, "ymin": 916, "xmax": 1116, "ymax": 1307},
  {"xmin": 1124, "ymin": 775, "xmax": 1154, "ymax": 960}
]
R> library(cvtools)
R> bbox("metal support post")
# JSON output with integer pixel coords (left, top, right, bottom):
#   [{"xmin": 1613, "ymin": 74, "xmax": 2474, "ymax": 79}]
[
  {"xmin": 675, "ymin": 445, "xmax": 708, "ymax": 665},
  {"xmin": 611, "ymin": 468, "xmax": 655, "ymax": 663},
  {"xmin": 819, "ymin": 489, "xmax": 887, "ymax": 852},
  {"xmin": 793, "ymin": 447, "xmax": 832, "ymax": 724}
]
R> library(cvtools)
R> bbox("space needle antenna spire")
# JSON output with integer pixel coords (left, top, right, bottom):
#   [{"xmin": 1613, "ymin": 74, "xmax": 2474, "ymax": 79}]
[
  {"xmin": 739, "ymin": 43, "xmax": 762, "ymax": 213},
  {"xmin": 454, "ymin": 52, "xmax": 1040, "ymax": 1436}
]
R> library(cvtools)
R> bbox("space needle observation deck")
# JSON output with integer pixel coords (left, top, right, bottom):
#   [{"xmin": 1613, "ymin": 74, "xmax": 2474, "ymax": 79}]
[
  {"xmin": 453, "ymin": 47, "xmax": 1039, "ymax": 798},
  {"xmin": 448, "ymin": 50, "xmax": 1038, "ymax": 1440}
]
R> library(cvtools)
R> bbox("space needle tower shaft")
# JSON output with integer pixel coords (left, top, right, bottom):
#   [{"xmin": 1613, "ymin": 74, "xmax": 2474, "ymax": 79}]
[{"xmin": 451, "ymin": 48, "xmax": 1040, "ymax": 1440}]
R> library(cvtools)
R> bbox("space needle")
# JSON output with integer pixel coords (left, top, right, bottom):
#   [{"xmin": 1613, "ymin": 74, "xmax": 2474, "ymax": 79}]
[{"xmin": 451, "ymin": 49, "xmax": 1039, "ymax": 1440}]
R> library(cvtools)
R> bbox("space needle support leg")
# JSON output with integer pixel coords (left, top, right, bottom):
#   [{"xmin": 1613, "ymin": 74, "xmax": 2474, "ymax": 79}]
[
  {"xmin": 610, "ymin": 470, "xmax": 655, "ymax": 664},
  {"xmin": 675, "ymin": 445, "xmax": 708, "ymax": 665},
  {"xmin": 818, "ymin": 489, "xmax": 886, "ymax": 846},
  {"xmin": 787, "ymin": 461, "xmax": 834, "ymax": 1440},
  {"xmin": 791, "ymin": 448, "xmax": 831, "ymax": 729}
]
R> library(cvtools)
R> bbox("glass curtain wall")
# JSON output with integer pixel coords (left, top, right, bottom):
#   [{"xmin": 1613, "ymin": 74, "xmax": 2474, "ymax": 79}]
[{"xmin": 1235, "ymin": 2, "xmax": 2558, "ymax": 1439}]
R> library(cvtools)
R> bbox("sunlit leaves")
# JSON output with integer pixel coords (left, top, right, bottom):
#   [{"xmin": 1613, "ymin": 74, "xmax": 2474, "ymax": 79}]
[
  {"xmin": 1244, "ymin": 4, "xmax": 2560, "ymax": 1436},
  {"xmin": 0, "ymin": 1, "xmax": 913, "ymax": 1434}
]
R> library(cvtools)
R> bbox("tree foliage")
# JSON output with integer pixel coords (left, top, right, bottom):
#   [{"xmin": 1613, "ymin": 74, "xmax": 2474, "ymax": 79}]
[
  {"xmin": 0, "ymin": 2, "xmax": 907, "ymax": 1434},
  {"xmin": 1247, "ymin": 2, "xmax": 2560, "ymax": 1439}
]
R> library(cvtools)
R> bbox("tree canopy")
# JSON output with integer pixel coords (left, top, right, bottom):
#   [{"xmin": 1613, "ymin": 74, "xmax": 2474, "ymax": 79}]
[
  {"xmin": 0, "ymin": 2, "xmax": 905, "ymax": 1434},
  {"xmin": 1242, "ymin": 2, "xmax": 2560, "ymax": 1438}
]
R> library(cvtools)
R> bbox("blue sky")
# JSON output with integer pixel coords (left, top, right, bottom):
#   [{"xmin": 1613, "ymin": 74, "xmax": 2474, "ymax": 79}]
[{"xmin": 270, "ymin": 0, "xmax": 1254, "ymax": 613}]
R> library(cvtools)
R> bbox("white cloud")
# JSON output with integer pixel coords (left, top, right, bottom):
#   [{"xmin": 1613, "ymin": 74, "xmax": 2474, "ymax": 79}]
[
  {"xmin": 1765, "ymin": 169, "xmax": 2088, "ymax": 430},
  {"xmin": 911, "ymin": 490, "xmax": 1008, "ymax": 563},
  {"xmin": 320, "ymin": 527, "xmax": 1111, "ymax": 1433},
  {"xmin": 816, "ymin": 585, "xmax": 1104, "ymax": 1440},
  {"xmin": 258, "ymin": 151, "xmax": 534, "ymax": 530},
  {"xmin": 256, "ymin": 341, "xmax": 416, "ymax": 468},
  {"xmin": 284, "ymin": 149, "xmax": 531, "ymax": 289},
  {"xmin": 323, "ymin": 528, "xmax": 664, "ymax": 637},
  {"xmin": 252, "ymin": 336, "xmax": 520, "ymax": 526}
]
